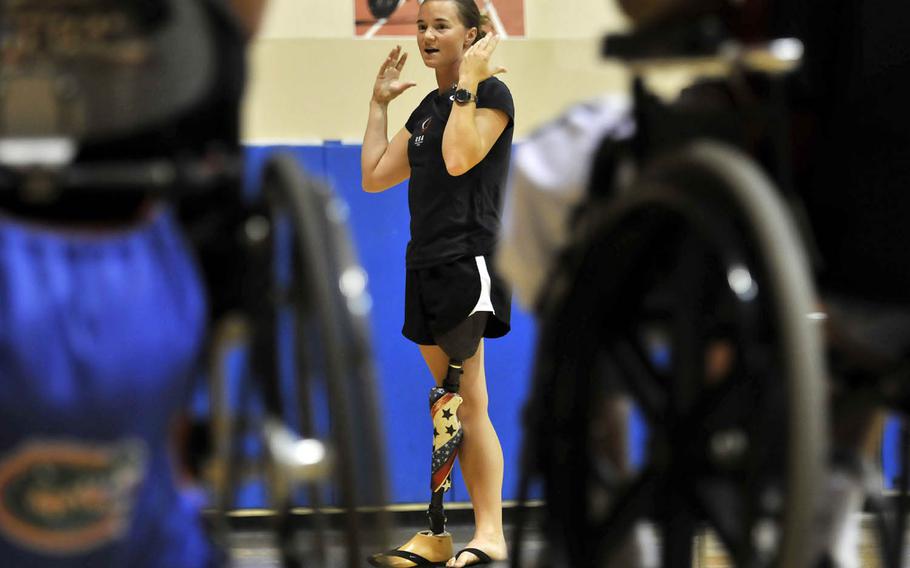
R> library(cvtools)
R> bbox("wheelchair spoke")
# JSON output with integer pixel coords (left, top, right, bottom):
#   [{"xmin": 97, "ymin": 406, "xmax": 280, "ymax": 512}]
[
  {"xmin": 696, "ymin": 476, "xmax": 781, "ymax": 568},
  {"xmin": 680, "ymin": 372, "xmax": 750, "ymax": 446},
  {"xmin": 609, "ymin": 337, "xmax": 669, "ymax": 421},
  {"xmin": 691, "ymin": 364, "xmax": 754, "ymax": 423},
  {"xmin": 659, "ymin": 496, "xmax": 698, "ymax": 568},
  {"xmin": 694, "ymin": 478, "xmax": 749, "ymax": 561},
  {"xmin": 590, "ymin": 467, "xmax": 661, "ymax": 566},
  {"xmin": 668, "ymin": 236, "xmax": 710, "ymax": 416}
]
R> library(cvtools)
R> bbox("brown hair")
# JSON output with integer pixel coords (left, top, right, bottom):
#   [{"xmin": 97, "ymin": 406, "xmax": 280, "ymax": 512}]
[{"xmin": 423, "ymin": 0, "xmax": 490, "ymax": 44}]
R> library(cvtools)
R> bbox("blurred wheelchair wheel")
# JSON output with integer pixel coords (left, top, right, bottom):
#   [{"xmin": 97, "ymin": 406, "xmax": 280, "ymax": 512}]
[
  {"xmin": 207, "ymin": 153, "xmax": 389, "ymax": 568},
  {"xmin": 519, "ymin": 141, "xmax": 826, "ymax": 568}
]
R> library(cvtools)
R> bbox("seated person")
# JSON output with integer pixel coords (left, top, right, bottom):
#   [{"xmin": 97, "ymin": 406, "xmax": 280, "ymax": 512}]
[
  {"xmin": 497, "ymin": 0, "xmax": 910, "ymax": 566},
  {"xmin": 0, "ymin": 1, "xmax": 267, "ymax": 565}
]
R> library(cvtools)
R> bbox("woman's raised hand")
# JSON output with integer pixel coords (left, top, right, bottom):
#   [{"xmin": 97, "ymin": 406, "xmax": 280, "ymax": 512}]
[
  {"xmin": 373, "ymin": 46, "xmax": 417, "ymax": 105},
  {"xmin": 459, "ymin": 34, "xmax": 507, "ymax": 85}
]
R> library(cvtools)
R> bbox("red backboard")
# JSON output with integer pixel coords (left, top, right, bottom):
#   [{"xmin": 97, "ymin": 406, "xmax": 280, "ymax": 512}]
[{"xmin": 355, "ymin": 0, "xmax": 526, "ymax": 38}]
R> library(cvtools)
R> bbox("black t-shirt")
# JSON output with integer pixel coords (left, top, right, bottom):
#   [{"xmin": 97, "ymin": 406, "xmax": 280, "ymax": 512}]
[
  {"xmin": 773, "ymin": 0, "xmax": 910, "ymax": 301},
  {"xmin": 404, "ymin": 77, "xmax": 514, "ymax": 269}
]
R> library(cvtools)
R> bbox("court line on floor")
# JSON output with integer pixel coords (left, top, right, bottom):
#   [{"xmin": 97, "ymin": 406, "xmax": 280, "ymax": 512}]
[{"xmin": 219, "ymin": 500, "xmax": 545, "ymax": 517}]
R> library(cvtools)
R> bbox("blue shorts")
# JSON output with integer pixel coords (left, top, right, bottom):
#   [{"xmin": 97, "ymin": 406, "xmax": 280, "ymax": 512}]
[{"xmin": 0, "ymin": 208, "xmax": 215, "ymax": 567}]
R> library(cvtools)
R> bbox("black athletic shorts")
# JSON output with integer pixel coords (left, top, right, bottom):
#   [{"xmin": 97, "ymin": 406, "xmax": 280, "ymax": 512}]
[{"xmin": 403, "ymin": 255, "xmax": 512, "ymax": 345}]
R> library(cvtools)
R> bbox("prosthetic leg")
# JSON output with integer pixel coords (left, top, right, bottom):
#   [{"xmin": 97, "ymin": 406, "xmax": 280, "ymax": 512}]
[{"xmin": 370, "ymin": 313, "xmax": 489, "ymax": 567}]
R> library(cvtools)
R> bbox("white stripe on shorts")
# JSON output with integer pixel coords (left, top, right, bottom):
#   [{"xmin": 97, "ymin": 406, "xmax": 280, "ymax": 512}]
[{"xmin": 470, "ymin": 256, "xmax": 496, "ymax": 316}]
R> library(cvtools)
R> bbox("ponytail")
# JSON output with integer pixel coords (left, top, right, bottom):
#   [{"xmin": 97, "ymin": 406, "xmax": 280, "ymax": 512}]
[
  {"xmin": 475, "ymin": 12, "xmax": 490, "ymax": 43},
  {"xmin": 423, "ymin": 0, "xmax": 488, "ymax": 44}
]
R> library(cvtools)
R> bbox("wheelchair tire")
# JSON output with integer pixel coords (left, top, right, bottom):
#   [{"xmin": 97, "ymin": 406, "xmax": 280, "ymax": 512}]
[{"xmin": 523, "ymin": 141, "xmax": 826, "ymax": 568}]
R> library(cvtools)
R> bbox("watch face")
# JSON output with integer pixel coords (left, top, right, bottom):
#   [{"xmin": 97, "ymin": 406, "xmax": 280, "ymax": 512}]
[{"xmin": 453, "ymin": 89, "xmax": 473, "ymax": 103}]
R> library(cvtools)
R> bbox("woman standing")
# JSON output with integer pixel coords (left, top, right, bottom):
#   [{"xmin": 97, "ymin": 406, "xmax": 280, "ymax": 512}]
[{"xmin": 361, "ymin": 0, "xmax": 514, "ymax": 566}]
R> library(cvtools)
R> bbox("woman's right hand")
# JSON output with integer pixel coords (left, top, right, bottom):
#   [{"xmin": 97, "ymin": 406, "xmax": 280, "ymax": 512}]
[{"xmin": 372, "ymin": 46, "xmax": 417, "ymax": 105}]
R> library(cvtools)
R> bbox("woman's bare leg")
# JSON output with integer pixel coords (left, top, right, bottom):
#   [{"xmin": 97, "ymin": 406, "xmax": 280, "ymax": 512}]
[{"xmin": 418, "ymin": 341, "xmax": 508, "ymax": 567}]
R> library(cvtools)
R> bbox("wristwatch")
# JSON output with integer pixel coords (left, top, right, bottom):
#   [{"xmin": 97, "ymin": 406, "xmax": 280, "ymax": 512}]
[{"xmin": 451, "ymin": 88, "xmax": 478, "ymax": 105}]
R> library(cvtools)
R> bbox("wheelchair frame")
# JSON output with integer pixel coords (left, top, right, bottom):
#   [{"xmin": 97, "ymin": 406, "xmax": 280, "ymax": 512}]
[{"xmin": 511, "ymin": 17, "xmax": 833, "ymax": 568}]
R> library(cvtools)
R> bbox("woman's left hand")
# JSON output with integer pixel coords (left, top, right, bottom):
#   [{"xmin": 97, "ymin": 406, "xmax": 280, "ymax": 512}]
[{"xmin": 459, "ymin": 34, "xmax": 507, "ymax": 85}]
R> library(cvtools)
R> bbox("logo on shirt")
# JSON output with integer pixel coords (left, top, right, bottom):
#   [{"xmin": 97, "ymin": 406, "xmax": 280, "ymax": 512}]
[
  {"xmin": 414, "ymin": 116, "xmax": 433, "ymax": 148},
  {"xmin": 0, "ymin": 439, "xmax": 147, "ymax": 555}
]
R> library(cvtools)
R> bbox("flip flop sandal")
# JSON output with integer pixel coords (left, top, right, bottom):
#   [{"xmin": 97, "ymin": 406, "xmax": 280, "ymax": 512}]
[
  {"xmin": 368, "ymin": 549, "xmax": 445, "ymax": 567},
  {"xmin": 452, "ymin": 548, "xmax": 493, "ymax": 566}
]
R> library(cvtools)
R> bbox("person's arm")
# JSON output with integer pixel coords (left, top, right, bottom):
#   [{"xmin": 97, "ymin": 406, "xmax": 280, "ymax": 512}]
[
  {"xmin": 442, "ymin": 35, "xmax": 510, "ymax": 177},
  {"xmin": 362, "ymin": 46, "xmax": 417, "ymax": 193}
]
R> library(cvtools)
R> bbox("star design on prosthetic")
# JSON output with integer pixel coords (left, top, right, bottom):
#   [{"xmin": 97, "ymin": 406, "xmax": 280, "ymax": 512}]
[{"xmin": 432, "ymin": 392, "xmax": 464, "ymax": 451}]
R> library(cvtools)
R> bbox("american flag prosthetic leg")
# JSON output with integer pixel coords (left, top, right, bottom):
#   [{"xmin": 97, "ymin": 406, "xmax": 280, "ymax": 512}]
[
  {"xmin": 367, "ymin": 361, "xmax": 467, "ymax": 566},
  {"xmin": 428, "ymin": 360, "xmax": 465, "ymax": 534}
]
